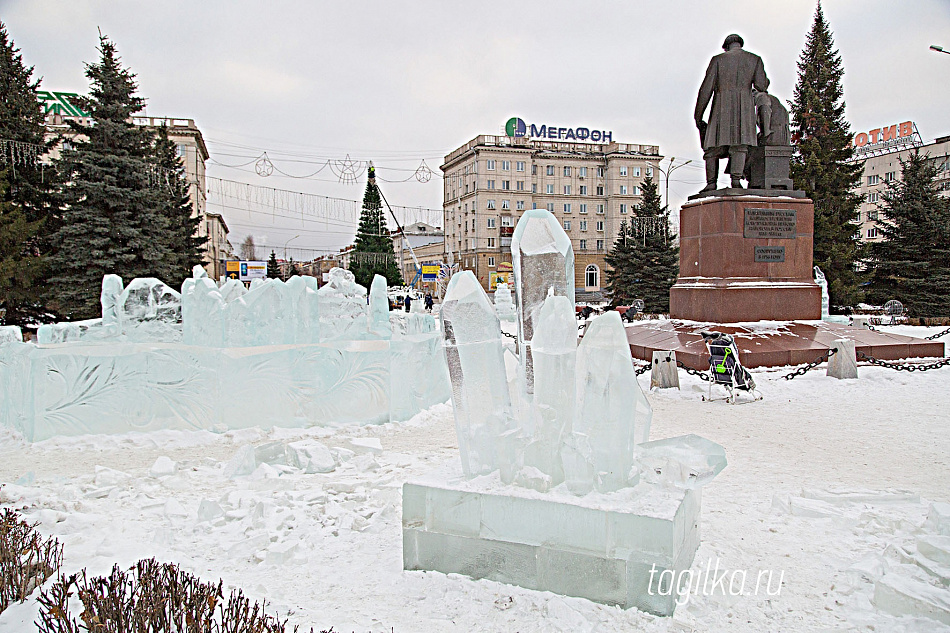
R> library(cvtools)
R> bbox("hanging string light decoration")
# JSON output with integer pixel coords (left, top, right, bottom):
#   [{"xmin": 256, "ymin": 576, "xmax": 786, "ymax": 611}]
[
  {"xmin": 329, "ymin": 154, "xmax": 365, "ymax": 185},
  {"xmin": 414, "ymin": 160, "xmax": 433, "ymax": 183},
  {"xmin": 0, "ymin": 139, "xmax": 42, "ymax": 169},
  {"xmin": 255, "ymin": 153, "xmax": 275, "ymax": 177},
  {"xmin": 628, "ymin": 215, "xmax": 671, "ymax": 245}
]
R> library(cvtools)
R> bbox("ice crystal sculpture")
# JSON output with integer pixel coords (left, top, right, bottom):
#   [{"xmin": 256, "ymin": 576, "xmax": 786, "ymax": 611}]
[
  {"xmin": 442, "ymin": 210, "xmax": 665, "ymax": 495},
  {"xmin": 493, "ymin": 283, "xmax": 517, "ymax": 322}
]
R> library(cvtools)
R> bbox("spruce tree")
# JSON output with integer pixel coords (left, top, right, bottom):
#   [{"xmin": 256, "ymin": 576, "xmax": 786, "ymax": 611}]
[
  {"xmin": 789, "ymin": 2, "xmax": 865, "ymax": 310},
  {"xmin": 604, "ymin": 177, "xmax": 679, "ymax": 313},
  {"xmin": 266, "ymin": 251, "xmax": 280, "ymax": 279},
  {"xmin": 50, "ymin": 35, "xmax": 173, "ymax": 319},
  {"xmin": 0, "ymin": 169, "xmax": 45, "ymax": 325},
  {"xmin": 867, "ymin": 151, "xmax": 950, "ymax": 317},
  {"xmin": 349, "ymin": 165, "xmax": 401, "ymax": 288},
  {"xmin": 151, "ymin": 123, "xmax": 205, "ymax": 286},
  {"xmin": 0, "ymin": 22, "xmax": 60, "ymax": 324}
]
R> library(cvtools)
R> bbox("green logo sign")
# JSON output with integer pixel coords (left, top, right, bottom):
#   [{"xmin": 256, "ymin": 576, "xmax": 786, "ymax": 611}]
[{"xmin": 37, "ymin": 91, "xmax": 89, "ymax": 117}]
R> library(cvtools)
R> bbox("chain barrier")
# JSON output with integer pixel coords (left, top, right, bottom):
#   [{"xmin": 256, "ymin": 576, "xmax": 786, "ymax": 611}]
[
  {"xmin": 925, "ymin": 327, "xmax": 950, "ymax": 340},
  {"xmin": 856, "ymin": 350, "xmax": 950, "ymax": 372},
  {"xmin": 633, "ymin": 360, "xmax": 651, "ymax": 376},
  {"xmin": 676, "ymin": 359, "xmax": 712, "ymax": 382},
  {"xmin": 501, "ymin": 330, "xmax": 517, "ymax": 340},
  {"xmin": 782, "ymin": 348, "xmax": 836, "ymax": 380}
]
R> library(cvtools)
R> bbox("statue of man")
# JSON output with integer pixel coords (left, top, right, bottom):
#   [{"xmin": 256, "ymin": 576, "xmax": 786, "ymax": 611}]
[{"xmin": 694, "ymin": 34, "xmax": 770, "ymax": 192}]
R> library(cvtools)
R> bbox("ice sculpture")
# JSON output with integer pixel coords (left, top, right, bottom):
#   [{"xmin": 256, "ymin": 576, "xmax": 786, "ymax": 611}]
[
  {"xmin": 512, "ymin": 209, "xmax": 574, "ymax": 393},
  {"xmin": 406, "ymin": 209, "xmax": 725, "ymax": 615},
  {"xmin": 3, "ymin": 267, "xmax": 450, "ymax": 440},
  {"xmin": 0, "ymin": 326, "xmax": 21, "ymax": 344},
  {"xmin": 814, "ymin": 266, "xmax": 830, "ymax": 319},
  {"xmin": 493, "ymin": 283, "xmax": 516, "ymax": 321},
  {"xmin": 440, "ymin": 271, "xmax": 519, "ymax": 482}
]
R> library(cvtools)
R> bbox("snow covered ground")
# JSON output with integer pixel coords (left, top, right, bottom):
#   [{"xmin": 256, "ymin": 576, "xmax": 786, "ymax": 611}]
[{"xmin": 1, "ymin": 324, "xmax": 949, "ymax": 632}]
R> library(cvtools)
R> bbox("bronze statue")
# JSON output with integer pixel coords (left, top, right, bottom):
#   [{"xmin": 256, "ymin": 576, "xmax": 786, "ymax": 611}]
[{"xmin": 694, "ymin": 34, "xmax": 769, "ymax": 192}]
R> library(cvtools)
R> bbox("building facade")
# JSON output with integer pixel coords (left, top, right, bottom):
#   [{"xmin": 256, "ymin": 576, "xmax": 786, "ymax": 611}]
[
  {"xmin": 441, "ymin": 134, "xmax": 662, "ymax": 293},
  {"xmin": 852, "ymin": 122, "xmax": 950, "ymax": 243},
  {"xmin": 391, "ymin": 222, "xmax": 444, "ymax": 289},
  {"xmin": 41, "ymin": 94, "xmax": 231, "ymax": 278}
]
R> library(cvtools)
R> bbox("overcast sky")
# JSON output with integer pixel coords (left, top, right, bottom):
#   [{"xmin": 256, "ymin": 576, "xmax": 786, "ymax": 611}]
[{"xmin": 4, "ymin": 0, "xmax": 950, "ymax": 258}]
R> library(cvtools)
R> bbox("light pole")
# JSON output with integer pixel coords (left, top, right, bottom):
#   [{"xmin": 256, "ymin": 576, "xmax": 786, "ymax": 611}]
[
  {"xmin": 283, "ymin": 234, "xmax": 300, "ymax": 261},
  {"xmin": 931, "ymin": 45, "xmax": 950, "ymax": 55},
  {"xmin": 656, "ymin": 157, "xmax": 692, "ymax": 209}
]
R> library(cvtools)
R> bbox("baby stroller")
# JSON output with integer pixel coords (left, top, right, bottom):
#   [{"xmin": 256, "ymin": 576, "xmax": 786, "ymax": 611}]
[{"xmin": 700, "ymin": 331, "xmax": 762, "ymax": 403}]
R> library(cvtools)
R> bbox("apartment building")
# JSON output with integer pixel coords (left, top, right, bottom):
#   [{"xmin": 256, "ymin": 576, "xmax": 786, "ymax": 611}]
[
  {"xmin": 441, "ymin": 128, "xmax": 662, "ymax": 294},
  {"xmin": 852, "ymin": 121, "xmax": 950, "ymax": 243}
]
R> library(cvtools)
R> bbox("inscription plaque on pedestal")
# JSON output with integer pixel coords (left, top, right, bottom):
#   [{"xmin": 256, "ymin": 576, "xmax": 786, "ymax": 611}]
[
  {"xmin": 744, "ymin": 208, "xmax": 796, "ymax": 239},
  {"xmin": 754, "ymin": 246, "xmax": 785, "ymax": 262}
]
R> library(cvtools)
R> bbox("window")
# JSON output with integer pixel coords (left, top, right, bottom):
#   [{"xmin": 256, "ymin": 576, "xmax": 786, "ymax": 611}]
[
  {"xmin": 579, "ymin": 185, "xmax": 588, "ymax": 195},
  {"xmin": 620, "ymin": 166, "xmax": 628, "ymax": 176},
  {"xmin": 487, "ymin": 217, "xmax": 496, "ymax": 228},
  {"xmin": 501, "ymin": 215, "xmax": 514, "ymax": 227},
  {"xmin": 885, "ymin": 171, "xmax": 896, "ymax": 182},
  {"xmin": 620, "ymin": 185, "xmax": 628, "ymax": 195},
  {"xmin": 564, "ymin": 166, "xmax": 571, "ymax": 177},
  {"xmin": 867, "ymin": 192, "xmax": 879, "ymax": 203},
  {"xmin": 596, "ymin": 185, "xmax": 604, "ymax": 196},
  {"xmin": 487, "ymin": 180, "xmax": 496, "ymax": 190},
  {"xmin": 547, "ymin": 165, "xmax": 555, "ymax": 176},
  {"xmin": 487, "ymin": 199, "xmax": 496, "ymax": 209},
  {"xmin": 563, "ymin": 220, "xmax": 571, "ymax": 231},
  {"xmin": 580, "ymin": 220, "xmax": 588, "ymax": 231},
  {"xmin": 487, "ymin": 159, "xmax": 496, "ymax": 170},
  {"xmin": 866, "ymin": 227, "xmax": 879, "ymax": 238},
  {"xmin": 547, "ymin": 203, "xmax": 555, "ymax": 212},
  {"xmin": 487, "ymin": 238, "xmax": 496, "ymax": 247},
  {"xmin": 502, "ymin": 160, "xmax": 510, "ymax": 171},
  {"xmin": 547, "ymin": 184, "xmax": 555, "ymax": 194},
  {"xmin": 868, "ymin": 209, "xmax": 878, "ymax": 221},
  {"xmin": 516, "ymin": 180, "xmax": 525, "ymax": 191},
  {"xmin": 564, "ymin": 185, "xmax": 571, "ymax": 195},
  {"xmin": 176, "ymin": 144, "xmax": 187, "ymax": 157},
  {"xmin": 533, "ymin": 202, "xmax": 538, "ymax": 209},
  {"xmin": 579, "ymin": 166, "xmax": 588, "ymax": 177},
  {"xmin": 516, "ymin": 161, "xmax": 525, "ymax": 172},
  {"xmin": 596, "ymin": 239, "xmax": 604, "ymax": 250},
  {"xmin": 532, "ymin": 165, "xmax": 538, "ymax": 175},
  {"xmin": 585, "ymin": 264, "xmax": 598, "ymax": 287},
  {"xmin": 597, "ymin": 204, "xmax": 605, "ymax": 214},
  {"xmin": 620, "ymin": 204, "xmax": 627, "ymax": 214},
  {"xmin": 488, "ymin": 256, "xmax": 495, "ymax": 266},
  {"xmin": 532, "ymin": 184, "xmax": 537, "ymax": 193},
  {"xmin": 646, "ymin": 167, "xmax": 653, "ymax": 177},
  {"xmin": 564, "ymin": 203, "xmax": 571, "ymax": 213},
  {"xmin": 579, "ymin": 203, "xmax": 587, "ymax": 214},
  {"xmin": 597, "ymin": 167, "xmax": 605, "ymax": 177},
  {"xmin": 579, "ymin": 239, "xmax": 587, "ymax": 250},
  {"xmin": 502, "ymin": 180, "xmax": 510, "ymax": 190},
  {"xmin": 868, "ymin": 174, "xmax": 880, "ymax": 185},
  {"xmin": 633, "ymin": 186, "xmax": 642, "ymax": 195},
  {"xmin": 502, "ymin": 200, "xmax": 510, "ymax": 209},
  {"xmin": 596, "ymin": 221, "xmax": 604, "ymax": 231},
  {"xmin": 632, "ymin": 166, "xmax": 641, "ymax": 177},
  {"xmin": 516, "ymin": 201, "xmax": 525, "ymax": 210}
]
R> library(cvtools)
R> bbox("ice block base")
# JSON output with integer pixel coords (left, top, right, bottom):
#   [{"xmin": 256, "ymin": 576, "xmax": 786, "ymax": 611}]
[{"xmin": 402, "ymin": 461, "xmax": 700, "ymax": 616}]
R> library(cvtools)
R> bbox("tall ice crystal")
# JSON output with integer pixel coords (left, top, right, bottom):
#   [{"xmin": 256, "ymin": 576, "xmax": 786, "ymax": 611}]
[
  {"xmin": 441, "ymin": 271, "xmax": 519, "ymax": 482},
  {"xmin": 511, "ymin": 209, "xmax": 574, "ymax": 394}
]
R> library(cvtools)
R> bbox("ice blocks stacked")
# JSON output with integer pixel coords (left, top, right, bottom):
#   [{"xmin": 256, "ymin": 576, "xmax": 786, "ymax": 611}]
[{"xmin": 405, "ymin": 210, "xmax": 724, "ymax": 615}]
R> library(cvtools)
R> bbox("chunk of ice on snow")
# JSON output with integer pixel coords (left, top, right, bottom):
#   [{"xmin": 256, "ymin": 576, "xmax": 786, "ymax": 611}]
[
  {"xmin": 637, "ymin": 434, "xmax": 726, "ymax": 490},
  {"xmin": 287, "ymin": 439, "xmax": 335, "ymax": 473},
  {"xmin": 149, "ymin": 456, "xmax": 177, "ymax": 478}
]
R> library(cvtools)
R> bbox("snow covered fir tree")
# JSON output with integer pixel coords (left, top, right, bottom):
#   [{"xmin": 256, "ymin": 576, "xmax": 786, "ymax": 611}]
[
  {"xmin": 604, "ymin": 176, "xmax": 678, "ymax": 313},
  {"xmin": 789, "ymin": 2, "xmax": 865, "ymax": 311},
  {"xmin": 349, "ymin": 165, "xmax": 402, "ymax": 289},
  {"xmin": 867, "ymin": 151, "xmax": 950, "ymax": 317}
]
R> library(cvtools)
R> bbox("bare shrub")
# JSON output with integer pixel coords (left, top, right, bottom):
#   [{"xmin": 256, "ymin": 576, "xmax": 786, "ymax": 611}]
[
  {"xmin": 0, "ymin": 508, "xmax": 64, "ymax": 614},
  {"xmin": 36, "ymin": 558, "xmax": 321, "ymax": 632}
]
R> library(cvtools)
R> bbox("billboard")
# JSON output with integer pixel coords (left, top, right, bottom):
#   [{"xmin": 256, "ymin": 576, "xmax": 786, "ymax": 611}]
[
  {"xmin": 240, "ymin": 261, "xmax": 267, "ymax": 281},
  {"xmin": 225, "ymin": 261, "xmax": 241, "ymax": 281},
  {"xmin": 489, "ymin": 271, "xmax": 512, "ymax": 290},
  {"xmin": 421, "ymin": 264, "xmax": 440, "ymax": 281}
]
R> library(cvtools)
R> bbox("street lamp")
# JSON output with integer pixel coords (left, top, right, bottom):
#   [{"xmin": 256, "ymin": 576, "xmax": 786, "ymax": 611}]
[
  {"xmin": 656, "ymin": 157, "xmax": 692, "ymax": 209},
  {"xmin": 931, "ymin": 45, "xmax": 950, "ymax": 55},
  {"xmin": 283, "ymin": 234, "xmax": 300, "ymax": 261}
]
